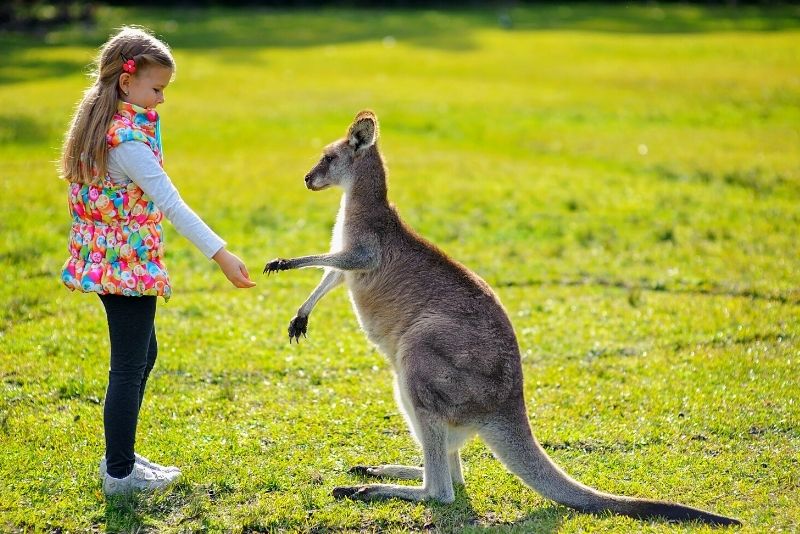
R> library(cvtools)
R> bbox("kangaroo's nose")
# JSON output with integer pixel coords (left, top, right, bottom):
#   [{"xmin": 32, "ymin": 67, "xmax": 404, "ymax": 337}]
[{"xmin": 304, "ymin": 174, "xmax": 312, "ymax": 186}]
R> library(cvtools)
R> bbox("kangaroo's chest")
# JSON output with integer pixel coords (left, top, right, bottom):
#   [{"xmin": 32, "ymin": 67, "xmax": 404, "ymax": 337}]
[
  {"xmin": 330, "ymin": 193, "xmax": 402, "ymax": 358},
  {"xmin": 329, "ymin": 196, "xmax": 347, "ymax": 253}
]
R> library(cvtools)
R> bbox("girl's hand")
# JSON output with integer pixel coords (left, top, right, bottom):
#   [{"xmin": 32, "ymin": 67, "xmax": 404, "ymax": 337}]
[{"xmin": 212, "ymin": 248, "xmax": 256, "ymax": 288}]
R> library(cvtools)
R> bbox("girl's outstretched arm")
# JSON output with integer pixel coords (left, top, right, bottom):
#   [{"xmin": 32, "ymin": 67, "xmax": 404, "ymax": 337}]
[{"xmin": 110, "ymin": 143, "xmax": 255, "ymax": 289}]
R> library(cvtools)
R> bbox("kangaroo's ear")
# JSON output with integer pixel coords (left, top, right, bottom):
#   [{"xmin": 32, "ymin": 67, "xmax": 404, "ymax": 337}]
[{"xmin": 347, "ymin": 110, "xmax": 379, "ymax": 152}]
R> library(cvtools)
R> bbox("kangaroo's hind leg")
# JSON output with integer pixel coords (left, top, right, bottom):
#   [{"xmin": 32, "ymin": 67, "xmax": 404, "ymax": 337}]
[
  {"xmin": 348, "ymin": 373, "xmax": 424, "ymax": 481},
  {"xmin": 349, "ymin": 464, "xmax": 423, "ymax": 480},
  {"xmin": 448, "ymin": 450, "xmax": 465, "ymax": 485},
  {"xmin": 446, "ymin": 425, "xmax": 475, "ymax": 485},
  {"xmin": 350, "ymin": 428, "xmax": 470, "ymax": 485},
  {"xmin": 348, "ymin": 373, "xmax": 473, "ymax": 486},
  {"xmin": 333, "ymin": 407, "xmax": 455, "ymax": 503}
]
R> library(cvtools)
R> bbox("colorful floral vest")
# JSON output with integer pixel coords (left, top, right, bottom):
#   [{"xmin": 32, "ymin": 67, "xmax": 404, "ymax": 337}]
[{"xmin": 61, "ymin": 101, "xmax": 172, "ymax": 300}]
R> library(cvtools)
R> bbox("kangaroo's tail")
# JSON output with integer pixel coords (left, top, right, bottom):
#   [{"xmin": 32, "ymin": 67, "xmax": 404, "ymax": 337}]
[{"xmin": 479, "ymin": 413, "xmax": 740, "ymax": 526}]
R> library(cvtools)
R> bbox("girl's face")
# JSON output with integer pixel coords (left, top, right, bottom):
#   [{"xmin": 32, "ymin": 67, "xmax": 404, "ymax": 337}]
[{"xmin": 119, "ymin": 65, "xmax": 173, "ymax": 109}]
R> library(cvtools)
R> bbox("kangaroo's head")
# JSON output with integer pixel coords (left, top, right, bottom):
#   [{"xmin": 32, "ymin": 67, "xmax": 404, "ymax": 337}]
[{"xmin": 304, "ymin": 110, "xmax": 379, "ymax": 192}]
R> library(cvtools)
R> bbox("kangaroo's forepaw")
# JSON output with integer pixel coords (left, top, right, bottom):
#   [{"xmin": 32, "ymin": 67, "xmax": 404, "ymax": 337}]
[
  {"xmin": 288, "ymin": 315, "xmax": 308, "ymax": 343},
  {"xmin": 263, "ymin": 258, "xmax": 291, "ymax": 275},
  {"xmin": 332, "ymin": 485, "xmax": 374, "ymax": 500}
]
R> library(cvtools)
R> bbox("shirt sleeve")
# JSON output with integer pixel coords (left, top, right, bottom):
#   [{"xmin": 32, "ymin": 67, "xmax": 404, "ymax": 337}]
[{"xmin": 109, "ymin": 142, "xmax": 226, "ymax": 259}]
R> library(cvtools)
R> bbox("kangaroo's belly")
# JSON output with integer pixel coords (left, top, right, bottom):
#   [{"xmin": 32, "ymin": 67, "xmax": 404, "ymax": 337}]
[{"xmin": 344, "ymin": 272, "xmax": 406, "ymax": 360}]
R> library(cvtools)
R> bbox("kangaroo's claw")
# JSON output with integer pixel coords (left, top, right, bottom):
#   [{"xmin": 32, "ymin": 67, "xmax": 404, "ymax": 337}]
[
  {"xmin": 263, "ymin": 258, "xmax": 291, "ymax": 275},
  {"xmin": 332, "ymin": 486, "xmax": 367, "ymax": 500},
  {"xmin": 288, "ymin": 315, "xmax": 308, "ymax": 343},
  {"xmin": 348, "ymin": 465, "xmax": 374, "ymax": 476}
]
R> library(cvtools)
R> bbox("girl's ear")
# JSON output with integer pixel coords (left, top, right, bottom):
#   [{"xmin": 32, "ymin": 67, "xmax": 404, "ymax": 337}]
[{"xmin": 118, "ymin": 73, "xmax": 131, "ymax": 95}]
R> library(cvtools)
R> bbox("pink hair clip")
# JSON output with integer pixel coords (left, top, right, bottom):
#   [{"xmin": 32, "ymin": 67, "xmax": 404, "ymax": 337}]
[{"xmin": 121, "ymin": 54, "xmax": 136, "ymax": 74}]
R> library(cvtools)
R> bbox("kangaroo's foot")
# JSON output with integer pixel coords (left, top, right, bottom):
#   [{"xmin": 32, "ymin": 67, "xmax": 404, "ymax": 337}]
[
  {"xmin": 337, "ymin": 402, "xmax": 455, "ymax": 504},
  {"xmin": 332, "ymin": 483, "xmax": 453, "ymax": 503},
  {"xmin": 349, "ymin": 464, "xmax": 423, "ymax": 480}
]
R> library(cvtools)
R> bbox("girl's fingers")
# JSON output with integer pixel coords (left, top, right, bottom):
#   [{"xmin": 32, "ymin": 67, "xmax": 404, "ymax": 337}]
[
  {"xmin": 239, "ymin": 264, "xmax": 255, "ymax": 287},
  {"xmin": 235, "ymin": 267, "xmax": 256, "ymax": 288},
  {"xmin": 222, "ymin": 258, "xmax": 255, "ymax": 288}
]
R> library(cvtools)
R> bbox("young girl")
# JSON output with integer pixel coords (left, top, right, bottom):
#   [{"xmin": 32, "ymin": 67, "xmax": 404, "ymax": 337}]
[{"xmin": 59, "ymin": 26, "xmax": 255, "ymax": 496}]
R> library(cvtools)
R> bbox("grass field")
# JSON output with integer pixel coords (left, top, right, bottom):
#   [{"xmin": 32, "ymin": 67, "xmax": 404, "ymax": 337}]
[{"xmin": 1, "ymin": 4, "xmax": 799, "ymax": 532}]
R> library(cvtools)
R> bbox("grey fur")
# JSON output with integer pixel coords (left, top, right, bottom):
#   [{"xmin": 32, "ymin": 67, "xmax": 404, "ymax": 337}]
[{"xmin": 264, "ymin": 110, "xmax": 740, "ymax": 526}]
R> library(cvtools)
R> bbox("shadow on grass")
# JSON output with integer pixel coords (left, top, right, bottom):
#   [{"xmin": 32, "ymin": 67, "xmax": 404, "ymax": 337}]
[
  {"xmin": 429, "ymin": 485, "xmax": 567, "ymax": 532},
  {"xmin": 427, "ymin": 484, "xmax": 480, "ymax": 531},
  {"xmin": 102, "ymin": 480, "xmax": 206, "ymax": 531},
  {"xmin": 104, "ymin": 493, "xmax": 148, "ymax": 532},
  {"xmin": 2, "ymin": 4, "xmax": 799, "ymax": 84}
]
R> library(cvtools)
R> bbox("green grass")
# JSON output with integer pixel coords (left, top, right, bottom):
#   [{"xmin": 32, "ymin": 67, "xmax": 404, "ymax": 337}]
[{"xmin": 1, "ymin": 4, "xmax": 799, "ymax": 532}]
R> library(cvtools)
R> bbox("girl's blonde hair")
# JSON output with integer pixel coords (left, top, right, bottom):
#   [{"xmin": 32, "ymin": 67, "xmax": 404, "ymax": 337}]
[{"xmin": 60, "ymin": 26, "xmax": 175, "ymax": 184}]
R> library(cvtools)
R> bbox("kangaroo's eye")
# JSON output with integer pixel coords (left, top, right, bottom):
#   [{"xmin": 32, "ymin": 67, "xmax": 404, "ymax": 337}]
[{"xmin": 323, "ymin": 154, "xmax": 335, "ymax": 163}]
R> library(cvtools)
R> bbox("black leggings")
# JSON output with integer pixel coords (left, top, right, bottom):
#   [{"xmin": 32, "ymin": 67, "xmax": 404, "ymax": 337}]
[{"xmin": 98, "ymin": 294, "xmax": 158, "ymax": 478}]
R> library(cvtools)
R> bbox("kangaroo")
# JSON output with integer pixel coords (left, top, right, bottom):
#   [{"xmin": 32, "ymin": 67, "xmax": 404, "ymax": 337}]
[{"xmin": 263, "ymin": 110, "xmax": 740, "ymax": 526}]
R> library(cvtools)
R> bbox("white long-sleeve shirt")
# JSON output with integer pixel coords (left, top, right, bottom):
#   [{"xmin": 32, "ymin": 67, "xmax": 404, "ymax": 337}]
[{"xmin": 107, "ymin": 142, "xmax": 225, "ymax": 259}]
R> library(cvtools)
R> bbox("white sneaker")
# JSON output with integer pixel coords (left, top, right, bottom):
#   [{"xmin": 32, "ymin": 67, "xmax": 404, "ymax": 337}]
[
  {"xmin": 102, "ymin": 463, "xmax": 179, "ymax": 496},
  {"xmin": 99, "ymin": 453, "xmax": 181, "ymax": 480}
]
